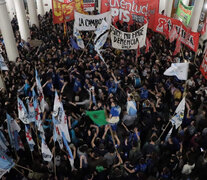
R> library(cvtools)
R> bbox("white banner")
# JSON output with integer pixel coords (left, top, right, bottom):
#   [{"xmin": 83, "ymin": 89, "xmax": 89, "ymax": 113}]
[
  {"xmin": 110, "ymin": 23, "xmax": 148, "ymax": 50},
  {"xmin": 74, "ymin": 11, "xmax": 111, "ymax": 31}
]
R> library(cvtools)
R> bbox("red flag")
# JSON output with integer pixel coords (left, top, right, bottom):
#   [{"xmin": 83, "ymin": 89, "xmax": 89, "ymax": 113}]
[
  {"xmin": 200, "ymin": 48, "xmax": 207, "ymax": 80},
  {"xmin": 145, "ymin": 38, "xmax": 151, "ymax": 53},
  {"xmin": 169, "ymin": 26, "xmax": 177, "ymax": 43},
  {"xmin": 201, "ymin": 18, "xmax": 207, "ymax": 36},
  {"xmin": 136, "ymin": 43, "xmax": 140, "ymax": 60},
  {"xmin": 173, "ymin": 28, "xmax": 182, "ymax": 56}
]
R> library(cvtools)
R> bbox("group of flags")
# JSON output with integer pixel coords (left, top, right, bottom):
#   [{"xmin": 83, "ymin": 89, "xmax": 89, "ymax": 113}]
[{"xmin": 0, "ymin": 70, "xmax": 76, "ymax": 176}]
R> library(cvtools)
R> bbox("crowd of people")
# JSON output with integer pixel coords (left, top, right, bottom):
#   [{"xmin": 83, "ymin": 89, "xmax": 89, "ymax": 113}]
[{"xmin": 0, "ymin": 9, "xmax": 207, "ymax": 180}]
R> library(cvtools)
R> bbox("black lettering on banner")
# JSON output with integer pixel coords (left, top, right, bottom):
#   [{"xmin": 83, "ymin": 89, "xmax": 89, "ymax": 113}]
[
  {"xmin": 124, "ymin": 33, "xmax": 130, "ymax": 39},
  {"xmin": 114, "ymin": 36, "xmax": 118, "ymax": 43},
  {"xmin": 79, "ymin": 18, "xmax": 84, "ymax": 26},
  {"xmin": 189, "ymin": 36, "xmax": 194, "ymax": 46}
]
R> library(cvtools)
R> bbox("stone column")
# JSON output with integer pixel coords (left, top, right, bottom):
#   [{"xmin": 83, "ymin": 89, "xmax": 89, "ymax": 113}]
[
  {"xmin": 36, "ymin": 0, "xmax": 44, "ymax": 16},
  {"xmin": 0, "ymin": 0, "xmax": 19, "ymax": 62},
  {"xmin": 43, "ymin": 0, "xmax": 52, "ymax": 13},
  {"xmin": 14, "ymin": 0, "xmax": 31, "ymax": 41},
  {"xmin": 27, "ymin": 0, "xmax": 39, "ymax": 28},
  {"xmin": 165, "ymin": 0, "xmax": 174, "ymax": 17},
  {"xmin": 5, "ymin": 0, "xmax": 16, "ymax": 20},
  {"xmin": 190, "ymin": 0, "xmax": 204, "ymax": 32},
  {"xmin": 159, "ymin": 0, "xmax": 166, "ymax": 14}
]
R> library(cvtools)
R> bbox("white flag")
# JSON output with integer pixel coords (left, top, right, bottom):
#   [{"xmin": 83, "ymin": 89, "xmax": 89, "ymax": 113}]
[
  {"xmin": 170, "ymin": 97, "xmax": 186, "ymax": 129},
  {"xmin": 26, "ymin": 99, "xmax": 36, "ymax": 123},
  {"xmin": 165, "ymin": 127, "xmax": 173, "ymax": 142},
  {"xmin": 94, "ymin": 31, "xmax": 109, "ymax": 52},
  {"xmin": 0, "ymin": 54, "xmax": 8, "ymax": 71},
  {"xmin": 94, "ymin": 20, "xmax": 110, "ymax": 43},
  {"xmin": 53, "ymin": 91, "xmax": 71, "ymax": 142},
  {"xmin": 35, "ymin": 70, "xmax": 45, "ymax": 113},
  {"xmin": 164, "ymin": 63, "xmax": 189, "ymax": 80},
  {"xmin": 73, "ymin": 27, "xmax": 85, "ymax": 49},
  {"xmin": 41, "ymin": 138, "xmax": 53, "ymax": 162},
  {"xmin": 17, "ymin": 97, "xmax": 30, "ymax": 124}
]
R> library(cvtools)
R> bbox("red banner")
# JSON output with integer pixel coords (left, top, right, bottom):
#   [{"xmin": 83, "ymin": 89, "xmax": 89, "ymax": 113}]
[
  {"xmin": 52, "ymin": 0, "xmax": 85, "ymax": 24},
  {"xmin": 200, "ymin": 50, "xmax": 207, "ymax": 80},
  {"xmin": 101, "ymin": 0, "xmax": 159, "ymax": 29},
  {"xmin": 153, "ymin": 14, "xmax": 199, "ymax": 52}
]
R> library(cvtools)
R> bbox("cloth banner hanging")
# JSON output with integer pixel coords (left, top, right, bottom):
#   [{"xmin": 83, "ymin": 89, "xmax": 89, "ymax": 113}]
[
  {"xmin": 74, "ymin": 11, "xmax": 111, "ymax": 31},
  {"xmin": 153, "ymin": 14, "xmax": 199, "ymax": 52},
  {"xmin": 176, "ymin": 0, "xmax": 193, "ymax": 25},
  {"xmin": 101, "ymin": 0, "xmax": 159, "ymax": 29},
  {"xmin": 52, "ymin": 0, "xmax": 86, "ymax": 24},
  {"xmin": 110, "ymin": 22, "xmax": 148, "ymax": 50}
]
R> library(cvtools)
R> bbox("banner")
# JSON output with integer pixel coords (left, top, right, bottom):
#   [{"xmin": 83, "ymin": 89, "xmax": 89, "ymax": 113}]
[
  {"xmin": 74, "ymin": 11, "xmax": 111, "ymax": 31},
  {"xmin": 101, "ymin": 0, "xmax": 159, "ymax": 29},
  {"xmin": 200, "ymin": 50, "xmax": 207, "ymax": 80},
  {"xmin": 83, "ymin": 0, "xmax": 95, "ymax": 11},
  {"xmin": 52, "ymin": 0, "xmax": 85, "ymax": 24},
  {"xmin": 153, "ymin": 14, "xmax": 199, "ymax": 52},
  {"xmin": 111, "ymin": 22, "xmax": 147, "ymax": 49},
  {"xmin": 176, "ymin": 0, "xmax": 193, "ymax": 25}
]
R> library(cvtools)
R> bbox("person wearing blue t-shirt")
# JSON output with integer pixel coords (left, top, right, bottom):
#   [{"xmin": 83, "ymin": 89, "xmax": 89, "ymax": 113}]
[
  {"xmin": 73, "ymin": 77, "xmax": 82, "ymax": 94},
  {"xmin": 107, "ymin": 101, "xmax": 121, "ymax": 132},
  {"xmin": 140, "ymin": 84, "xmax": 148, "ymax": 100}
]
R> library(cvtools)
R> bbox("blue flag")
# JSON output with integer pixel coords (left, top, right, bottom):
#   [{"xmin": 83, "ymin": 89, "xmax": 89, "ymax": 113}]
[
  {"xmin": 6, "ymin": 114, "xmax": 15, "ymax": 149},
  {"xmin": 25, "ymin": 125, "xmax": 35, "ymax": 151},
  {"xmin": 52, "ymin": 116, "xmax": 58, "ymax": 142},
  {"xmin": 17, "ymin": 97, "xmax": 30, "ymax": 124},
  {"xmin": 70, "ymin": 37, "xmax": 80, "ymax": 50},
  {"xmin": 0, "ymin": 150, "xmax": 15, "ymax": 178},
  {"xmin": 6, "ymin": 114, "xmax": 23, "ymax": 151},
  {"xmin": 62, "ymin": 132, "xmax": 73, "ymax": 160}
]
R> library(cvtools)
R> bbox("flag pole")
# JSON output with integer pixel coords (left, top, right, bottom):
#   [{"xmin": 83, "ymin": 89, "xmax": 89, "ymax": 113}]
[
  {"xmin": 156, "ymin": 119, "xmax": 172, "ymax": 143},
  {"xmin": 13, "ymin": 167, "xmax": 25, "ymax": 176},
  {"xmin": 79, "ymin": 32, "xmax": 95, "ymax": 58},
  {"xmin": 15, "ymin": 164, "xmax": 33, "ymax": 172},
  {"xmin": 35, "ymin": 128, "xmax": 41, "ymax": 155},
  {"xmin": 53, "ymin": 141, "xmax": 56, "ymax": 177}
]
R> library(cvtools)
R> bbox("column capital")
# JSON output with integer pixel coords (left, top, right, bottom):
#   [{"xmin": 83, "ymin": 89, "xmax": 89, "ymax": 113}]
[{"xmin": 0, "ymin": 0, "xmax": 6, "ymax": 6}]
